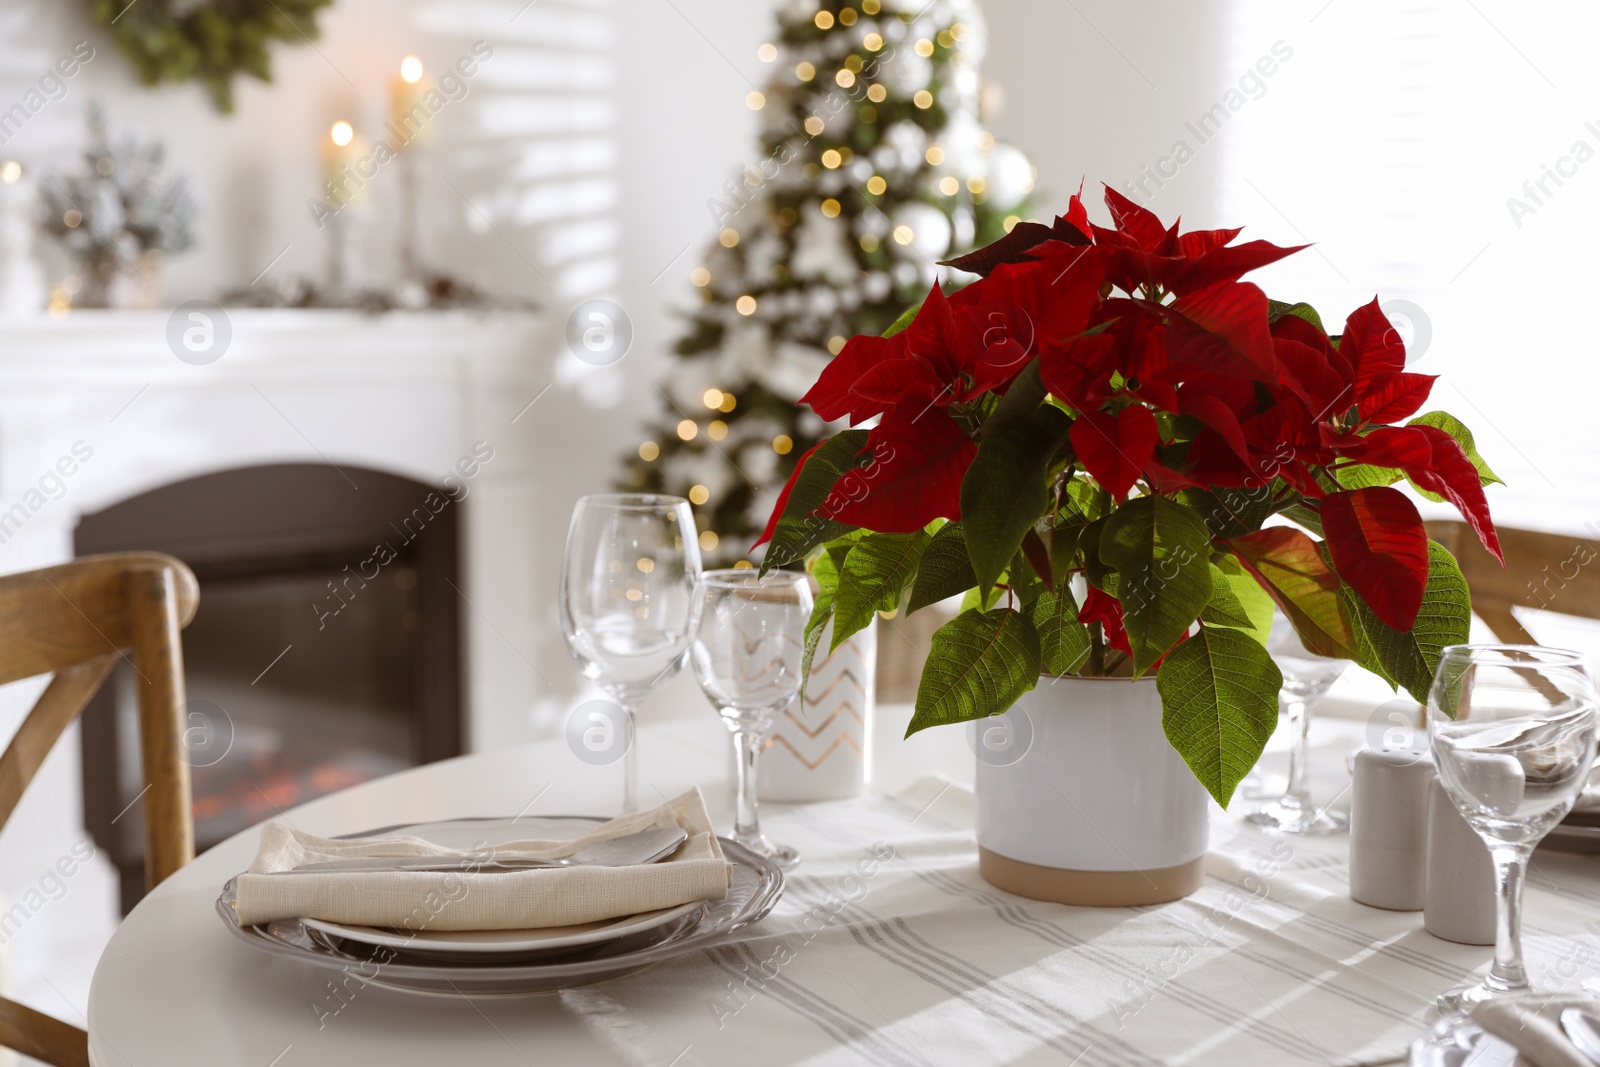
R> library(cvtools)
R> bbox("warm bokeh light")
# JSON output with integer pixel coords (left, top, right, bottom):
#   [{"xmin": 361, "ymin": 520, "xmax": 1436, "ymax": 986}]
[
  {"xmin": 915, "ymin": 39, "xmax": 935, "ymax": 57},
  {"xmin": 864, "ymin": 32, "xmax": 884, "ymax": 51},
  {"xmin": 835, "ymin": 70, "xmax": 855, "ymax": 88},
  {"xmin": 690, "ymin": 267, "xmax": 711, "ymax": 287},
  {"xmin": 813, "ymin": 10, "xmax": 834, "ymax": 29},
  {"xmin": 914, "ymin": 90, "xmax": 934, "ymax": 109},
  {"xmin": 867, "ymin": 84, "xmax": 887, "ymax": 103},
  {"xmin": 773, "ymin": 434, "xmax": 793, "ymax": 455},
  {"xmin": 866, "ymin": 175, "xmax": 887, "ymax": 195},
  {"xmin": 893, "ymin": 225, "xmax": 914, "ymax": 245},
  {"xmin": 703, "ymin": 388, "xmax": 725, "ymax": 409},
  {"xmin": 939, "ymin": 176, "xmax": 960, "ymax": 196},
  {"xmin": 821, "ymin": 149, "xmax": 842, "ymax": 169},
  {"xmin": 708, "ymin": 420, "xmax": 728, "ymax": 440},
  {"xmin": 746, "ymin": 91, "xmax": 766, "ymax": 110},
  {"xmin": 699, "ymin": 531, "xmax": 720, "ymax": 551},
  {"xmin": 400, "ymin": 56, "xmax": 424, "ymax": 83},
  {"xmin": 330, "ymin": 121, "xmax": 354, "ymax": 146},
  {"xmin": 796, "ymin": 62, "xmax": 816, "ymax": 82},
  {"xmin": 827, "ymin": 335, "xmax": 847, "ymax": 354},
  {"xmin": 925, "ymin": 145, "xmax": 945, "ymax": 165},
  {"xmin": 0, "ymin": 161, "xmax": 20, "ymax": 184},
  {"xmin": 688, "ymin": 484, "xmax": 710, "ymax": 505},
  {"xmin": 718, "ymin": 393, "xmax": 737, "ymax": 413},
  {"xmin": 676, "ymin": 420, "xmax": 698, "ymax": 441},
  {"xmin": 719, "ymin": 228, "xmax": 740, "ymax": 248},
  {"xmin": 757, "ymin": 43, "xmax": 778, "ymax": 62},
  {"xmin": 859, "ymin": 233, "xmax": 880, "ymax": 252},
  {"xmin": 638, "ymin": 441, "xmax": 660, "ymax": 461},
  {"xmin": 736, "ymin": 295, "xmax": 757, "ymax": 316},
  {"xmin": 820, "ymin": 198, "xmax": 841, "ymax": 218}
]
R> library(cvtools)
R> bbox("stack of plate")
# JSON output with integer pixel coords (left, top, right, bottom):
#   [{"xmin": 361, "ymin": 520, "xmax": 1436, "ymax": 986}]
[{"xmin": 216, "ymin": 814, "xmax": 785, "ymax": 996}]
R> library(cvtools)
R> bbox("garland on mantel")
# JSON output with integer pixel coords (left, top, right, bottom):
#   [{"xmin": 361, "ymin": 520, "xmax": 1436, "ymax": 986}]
[{"xmin": 88, "ymin": 0, "xmax": 335, "ymax": 113}]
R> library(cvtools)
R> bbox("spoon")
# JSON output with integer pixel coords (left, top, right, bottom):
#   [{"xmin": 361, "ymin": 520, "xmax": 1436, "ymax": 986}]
[
  {"xmin": 282, "ymin": 826, "xmax": 689, "ymax": 875},
  {"xmin": 1562, "ymin": 1008, "xmax": 1600, "ymax": 1065}
]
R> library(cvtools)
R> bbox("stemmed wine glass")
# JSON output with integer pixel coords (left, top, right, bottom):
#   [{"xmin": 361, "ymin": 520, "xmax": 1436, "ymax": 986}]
[
  {"xmin": 1428, "ymin": 644, "xmax": 1598, "ymax": 1014},
  {"xmin": 690, "ymin": 569, "xmax": 810, "ymax": 869},
  {"xmin": 560, "ymin": 494, "xmax": 702, "ymax": 813},
  {"xmin": 1246, "ymin": 610, "xmax": 1351, "ymax": 833}
]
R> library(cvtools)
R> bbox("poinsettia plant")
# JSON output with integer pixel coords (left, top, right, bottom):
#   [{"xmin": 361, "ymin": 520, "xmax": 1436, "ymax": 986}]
[{"xmin": 755, "ymin": 185, "xmax": 1502, "ymax": 806}]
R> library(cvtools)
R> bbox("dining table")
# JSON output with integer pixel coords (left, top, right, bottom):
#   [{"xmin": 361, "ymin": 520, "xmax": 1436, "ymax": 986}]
[{"xmin": 87, "ymin": 683, "xmax": 1600, "ymax": 1067}]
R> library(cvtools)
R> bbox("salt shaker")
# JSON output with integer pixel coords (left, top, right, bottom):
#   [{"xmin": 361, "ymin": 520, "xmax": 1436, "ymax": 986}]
[
  {"xmin": 1424, "ymin": 776, "xmax": 1497, "ymax": 945},
  {"xmin": 1350, "ymin": 747, "xmax": 1434, "ymax": 910}
]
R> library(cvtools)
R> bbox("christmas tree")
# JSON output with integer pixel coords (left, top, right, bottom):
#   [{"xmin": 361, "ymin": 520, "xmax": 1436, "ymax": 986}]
[{"xmin": 621, "ymin": 0, "xmax": 1034, "ymax": 566}]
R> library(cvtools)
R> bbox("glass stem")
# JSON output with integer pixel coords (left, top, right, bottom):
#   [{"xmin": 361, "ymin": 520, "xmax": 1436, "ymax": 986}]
[
  {"xmin": 621, "ymin": 702, "xmax": 638, "ymax": 815},
  {"xmin": 1487, "ymin": 845, "xmax": 1532, "ymax": 994},
  {"xmin": 1284, "ymin": 694, "xmax": 1312, "ymax": 810},
  {"xmin": 732, "ymin": 726, "xmax": 762, "ymax": 842}
]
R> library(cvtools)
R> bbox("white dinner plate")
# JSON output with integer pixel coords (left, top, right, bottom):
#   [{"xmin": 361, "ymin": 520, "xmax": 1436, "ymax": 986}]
[{"xmin": 298, "ymin": 815, "xmax": 705, "ymax": 962}]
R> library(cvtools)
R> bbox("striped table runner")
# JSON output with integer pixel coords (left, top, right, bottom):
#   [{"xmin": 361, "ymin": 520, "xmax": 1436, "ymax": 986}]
[{"xmin": 561, "ymin": 779, "xmax": 1600, "ymax": 1067}]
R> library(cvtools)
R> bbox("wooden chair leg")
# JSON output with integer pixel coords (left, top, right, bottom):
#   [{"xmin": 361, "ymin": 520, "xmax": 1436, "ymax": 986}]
[
  {"xmin": 126, "ymin": 566, "xmax": 195, "ymax": 890},
  {"xmin": 0, "ymin": 996, "xmax": 89, "ymax": 1067}
]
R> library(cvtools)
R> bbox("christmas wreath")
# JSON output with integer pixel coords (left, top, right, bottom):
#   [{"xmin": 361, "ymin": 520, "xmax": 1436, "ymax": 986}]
[{"xmin": 88, "ymin": 0, "xmax": 336, "ymax": 113}]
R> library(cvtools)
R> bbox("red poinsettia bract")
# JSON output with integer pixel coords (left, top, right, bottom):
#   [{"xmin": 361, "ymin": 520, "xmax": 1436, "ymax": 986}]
[{"xmin": 756, "ymin": 185, "xmax": 1499, "ymax": 636}]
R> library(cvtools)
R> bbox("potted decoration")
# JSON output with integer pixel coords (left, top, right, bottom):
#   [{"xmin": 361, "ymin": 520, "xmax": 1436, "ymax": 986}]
[
  {"xmin": 757, "ymin": 185, "xmax": 1499, "ymax": 906},
  {"xmin": 42, "ymin": 104, "xmax": 198, "ymax": 308}
]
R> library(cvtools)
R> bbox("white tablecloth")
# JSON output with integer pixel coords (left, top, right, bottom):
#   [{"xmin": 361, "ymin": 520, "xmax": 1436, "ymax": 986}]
[
  {"xmin": 86, "ymin": 700, "xmax": 1600, "ymax": 1067},
  {"xmin": 559, "ymin": 767, "xmax": 1600, "ymax": 1067}
]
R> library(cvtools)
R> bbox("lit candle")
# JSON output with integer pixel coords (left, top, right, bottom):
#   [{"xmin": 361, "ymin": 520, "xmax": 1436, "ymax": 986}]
[
  {"xmin": 321, "ymin": 120, "xmax": 372, "ymax": 209},
  {"xmin": 389, "ymin": 56, "xmax": 432, "ymax": 148}
]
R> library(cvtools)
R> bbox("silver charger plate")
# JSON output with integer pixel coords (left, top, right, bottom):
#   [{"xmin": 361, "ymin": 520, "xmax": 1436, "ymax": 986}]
[{"xmin": 216, "ymin": 829, "xmax": 783, "ymax": 996}]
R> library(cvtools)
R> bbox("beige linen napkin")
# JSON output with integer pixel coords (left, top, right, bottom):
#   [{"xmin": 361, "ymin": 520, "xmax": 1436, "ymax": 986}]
[
  {"xmin": 232, "ymin": 788, "xmax": 731, "ymax": 931},
  {"xmin": 1471, "ymin": 993, "xmax": 1600, "ymax": 1067}
]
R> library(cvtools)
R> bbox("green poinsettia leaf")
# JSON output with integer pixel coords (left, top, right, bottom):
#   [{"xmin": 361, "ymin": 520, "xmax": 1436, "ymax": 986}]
[
  {"xmin": 906, "ymin": 608, "xmax": 1042, "ymax": 736},
  {"xmin": 1031, "ymin": 578, "xmax": 1091, "ymax": 676},
  {"xmin": 1098, "ymin": 495, "xmax": 1213, "ymax": 674},
  {"xmin": 1267, "ymin": 299, "xmax": 1325, "ymax": 332},
  {"xmin": 1335, "ymin": 463, "xmax": 1405, "ymax": 491},
  {"xmin": 909, "ymin": 522, "xmax": 977, "ymax": 614},
  {"xmin": 798, "ymin": 549, "xmax": 842, "ymax": 704},
  {"xmin": 882, "ymin": 302, "xmax": 922, "ymax": 338},
  {"xmin": 833, "ymin": 530, "xmax": 929, "ymax": 650},
  {"xmin": 1157, "ymin": 627, "xmax": 1283, "ymax": 807},
  {"xmin": 1180, "ymin": 485, "xmax": 1279, "ymax": 540},
  {"xmin": 1200, "ymin": 559, "xmax": 1273, "ymax": 639},
  {"xmin": 1344, "ymin": 540, "xmax": 1471, "ymax": 703},
  {"xmin": 960, "ymin": 405, "xmax": 1072, "ymax": 598},
  {"xmin": 760, "ymin": 430, "xmax": 869, "ymax": 574}
]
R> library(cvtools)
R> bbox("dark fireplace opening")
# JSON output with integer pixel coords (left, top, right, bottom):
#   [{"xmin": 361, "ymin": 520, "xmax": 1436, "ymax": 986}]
[{"xmin": 76, "ymin": 464, "xmax": 463, "ymax": 913}]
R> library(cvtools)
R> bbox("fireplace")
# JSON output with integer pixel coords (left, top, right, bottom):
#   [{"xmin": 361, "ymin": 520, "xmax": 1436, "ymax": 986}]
[{"xmin": 75, "ymin": 463, "xmax": 463, "ymax": 912}]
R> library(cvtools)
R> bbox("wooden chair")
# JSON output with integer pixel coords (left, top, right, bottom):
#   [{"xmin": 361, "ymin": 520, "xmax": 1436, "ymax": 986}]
[
  {"xmin": 1427, "ymin": 520, "xmax": 1600, "ymax": 642},
  {"xmin": 0, "ymin": 552, "xmax": 198, "ymax": 1067}
]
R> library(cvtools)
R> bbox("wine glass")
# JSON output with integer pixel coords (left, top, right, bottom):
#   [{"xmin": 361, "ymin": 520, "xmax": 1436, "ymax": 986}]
[
  {"xmin": 560, "ymin": 494, "xmax": 702, "ymax": 813},
  {"xmin": 690, "ymin": 569, "xmax": 810, "ymax": 869},
  {"xmin": 1246, "ymin": 610, "xmax": 1351, "ymax": 834},
  {"xmin": 1428, "ymin": 644, "xmax": 1598, "ymax": 1014}
]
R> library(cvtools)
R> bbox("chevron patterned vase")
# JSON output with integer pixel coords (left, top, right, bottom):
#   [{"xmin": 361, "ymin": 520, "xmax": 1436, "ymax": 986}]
[{"xmin": 757, "ymin": 617, "xmax": 875, "ymax": 802}]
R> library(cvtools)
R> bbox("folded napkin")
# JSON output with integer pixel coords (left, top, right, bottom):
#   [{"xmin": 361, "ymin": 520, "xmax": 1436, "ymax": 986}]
[
  {"xmin": 232, "ymin": 788, "xmax": 731, "ymax": 931},
  {"xmin": 1471, "ymin": 992, "xmax": 1600, "ymax": 1067}
]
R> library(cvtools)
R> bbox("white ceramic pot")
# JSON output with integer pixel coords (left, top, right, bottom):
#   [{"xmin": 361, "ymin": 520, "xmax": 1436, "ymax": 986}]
[{"xmin": 975, "ymin": 675, "xmax": 1209, "ymax": 906}]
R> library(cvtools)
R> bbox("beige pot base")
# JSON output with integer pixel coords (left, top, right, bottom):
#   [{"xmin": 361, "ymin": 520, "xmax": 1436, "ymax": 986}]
[{"xmin": 978, "ymin": 846, "xmax": 1205, "ymax": 907}]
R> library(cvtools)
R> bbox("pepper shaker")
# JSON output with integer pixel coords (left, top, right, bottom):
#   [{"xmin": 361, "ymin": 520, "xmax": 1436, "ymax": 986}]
[
  {"xmin": 1424, "ymin": 775, "xmax": 1497, "ymax": 945},
  {"xmin": 1350, "ymin": 746, "xmax": 1434, "ymax": 910}
]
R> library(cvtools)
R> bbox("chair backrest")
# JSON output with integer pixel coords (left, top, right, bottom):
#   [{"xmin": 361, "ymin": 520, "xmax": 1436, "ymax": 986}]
[
  {"xmin": 0, "ymin": 552, "xmax": 198, "ymax": 1067},
  {"xmin": 1427, "ymin": 520, "xmax": 1600, "ymax": 643}
]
